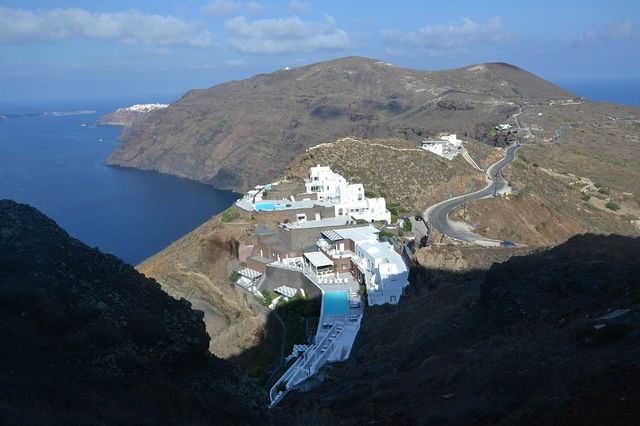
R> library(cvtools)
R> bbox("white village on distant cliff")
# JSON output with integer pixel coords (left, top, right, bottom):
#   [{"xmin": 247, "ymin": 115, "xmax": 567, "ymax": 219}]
[{"xmin": 233, "ymin": 164, "xmax": 409, "ymax": 406}]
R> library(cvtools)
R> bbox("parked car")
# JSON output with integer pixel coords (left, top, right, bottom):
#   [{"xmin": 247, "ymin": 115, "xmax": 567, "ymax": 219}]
[
  {"xmin": 500, "ymin": 240, "xmax": 516, "ymax": 247},
  {"xmin": 415, "ymin": 215, "xmax": 423, "ymax": 221}
]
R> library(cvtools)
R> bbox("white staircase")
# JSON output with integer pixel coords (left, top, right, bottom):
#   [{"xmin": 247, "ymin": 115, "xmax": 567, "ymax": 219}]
[
  {"xmin": 461, "ymin": 148, "xmax": 483, "ymax": 171},
  {"xmin": 269, "ymin": 322, "xmax": 346, "ymax": 407}
]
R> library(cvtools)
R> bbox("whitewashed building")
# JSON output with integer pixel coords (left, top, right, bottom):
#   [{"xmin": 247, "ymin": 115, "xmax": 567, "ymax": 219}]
[
  {"xmin": 304, "ymin": 166, "xmax": 391, "ymax": 223},
  {"xmin": 338, "ymin": 226, "xmax": 409, "ymax": 305},
  {"xmin": 421, "ymin": 133, "xmax": 464, "ymax": 160},
  {"xmin": 306, "ymin": 225, "xmax": 409, "ymax": 305}
]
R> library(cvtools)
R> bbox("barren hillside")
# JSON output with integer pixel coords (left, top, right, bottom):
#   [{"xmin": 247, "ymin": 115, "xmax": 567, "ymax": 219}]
[{"xmin": 107, "ymin": 56, "xmax": 573, "ymax": 192}]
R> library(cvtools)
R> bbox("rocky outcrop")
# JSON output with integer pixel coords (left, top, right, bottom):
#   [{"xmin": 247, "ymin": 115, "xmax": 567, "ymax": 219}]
[
  {"xmin": 107, "ymin": 56, "xmax": 574, "ymax": 192},
  {"xmin": 137, "ymin": 215, "xmax": 269, "ymax": 363},
  {"xmin": 0, "ymin": 199, "xmax": 268, "ymax": 425}
]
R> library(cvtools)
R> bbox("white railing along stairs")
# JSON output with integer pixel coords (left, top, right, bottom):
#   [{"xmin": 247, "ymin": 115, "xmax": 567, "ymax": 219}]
[{"xmin": 269, "ymin": 321, "xmax": 346, "ymax": 407}]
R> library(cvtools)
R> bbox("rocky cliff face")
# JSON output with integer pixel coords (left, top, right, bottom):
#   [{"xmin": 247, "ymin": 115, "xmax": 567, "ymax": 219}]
[
  {"xmin": 283, "ymin": 234, "xmax": 640, "ymax": 425},
  {"xmin": 137, "ymin": 215, "xmax": 269, "ymax": 362},
  {"xmin": 107, "ymin": 56, "xmax": 574, "ymax": 192},
  {"xmin": 0, "ymin": 199, "xmax": 268, "ymax": 425},
  {"xmin": 97, "ymin": 109, "xmax": 145, "ymax": 127}
]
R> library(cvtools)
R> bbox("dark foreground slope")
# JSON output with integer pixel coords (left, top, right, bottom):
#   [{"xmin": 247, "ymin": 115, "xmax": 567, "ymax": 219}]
[
  {"xmin": 0, "ymin": 200, "xmax": 267, "ymax": 425},
  {"xmin": 283, "ymin": 234, "xmax": 640, "ymax": 425},
  {"xmin": 107, "ymin": 57, "xmax": 574, "ymax": 191}
]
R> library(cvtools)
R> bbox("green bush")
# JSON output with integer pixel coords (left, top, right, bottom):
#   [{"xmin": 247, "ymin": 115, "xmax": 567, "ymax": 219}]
[
  {"xmin": 403, "ymin": 220, "xmax": 412, "ymax": 232},
  {"xmin": 379, "ymin": 230, "xmax": 395, "ymax": 239},
  {"xmin": 514, "ymin": 186, "xmax": 530, "ymax": 201},
  {"xmin": 260, "ymin": 291, "xmax": 278, "ymax": 307},
  {"xmin": 227, "ymin": 271, "xmax": 240, "ymax": 282},
  {"xmin": 581, "ymin": 193, "xmax": 591, "ymax": 201},
  {"xmin": 221, "ymin": 207, "xmax": 239, "ymax": 222},
  {"xmin": 605, "ymin": 201, "xmax": 620, "ymax": 211},
  {"xmin": 597, "ymin": 187, "xmax": 610, "ymax": 196},
  {"xmin": 364, "ymin": 190, "xmax": 376, "ymax": 198},
  {"xmin": 359, "ymin": 277, "xmax": 368, "ymax": 307}
]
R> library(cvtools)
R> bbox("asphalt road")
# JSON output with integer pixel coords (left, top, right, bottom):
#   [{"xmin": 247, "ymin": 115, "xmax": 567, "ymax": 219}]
[{"xmin": 425, "ymin": 143, "xmax": 522, "ymax": 245}]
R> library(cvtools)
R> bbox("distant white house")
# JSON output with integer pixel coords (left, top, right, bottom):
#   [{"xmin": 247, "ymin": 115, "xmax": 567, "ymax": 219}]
[
  {"xmin": 304, "ymin": 166, "xmax": 391, "ymax": 223},
  {"xmin": 421, "ymin": 133, "xmax": 464, "ymax": 160},
  {"xmin": 496, "ymin": 123, "xmax": 512, "ymax": 130}
]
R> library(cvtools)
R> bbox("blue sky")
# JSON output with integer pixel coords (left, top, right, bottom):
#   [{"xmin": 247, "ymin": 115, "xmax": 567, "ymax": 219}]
[{"xmin": 0, "ymin": 0, "xmax": 638, "ymax": 103}]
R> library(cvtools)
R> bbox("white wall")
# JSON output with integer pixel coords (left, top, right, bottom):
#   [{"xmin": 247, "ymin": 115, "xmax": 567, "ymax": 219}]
[{"xmin": 306, "ymin": 165, "xmax": 391, "ymax": 223}]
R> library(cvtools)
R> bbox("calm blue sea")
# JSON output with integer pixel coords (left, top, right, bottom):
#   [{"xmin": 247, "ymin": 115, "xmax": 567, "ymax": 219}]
[
  {"xmin": 554, "ymin": 79, "xmax": 640, "ymax": 107},
  {"xmin": 0, "ymin": 98, "xmax": 239, "ymax": 265}
]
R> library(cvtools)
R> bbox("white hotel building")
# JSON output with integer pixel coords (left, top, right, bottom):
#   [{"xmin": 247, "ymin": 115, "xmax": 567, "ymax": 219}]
[{"xmin": 304, "ymin": 166, "xmax": 391, "ymax": 223}]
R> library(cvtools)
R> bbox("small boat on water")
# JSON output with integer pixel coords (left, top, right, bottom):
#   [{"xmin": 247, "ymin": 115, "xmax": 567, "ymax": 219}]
[
  {"xmin": 80, "ymin": 123, "xmax": 87, "ymax": 127},
  {"xmin": 98, "ymin": 138, "xmax": 103, "ymax": 142}
]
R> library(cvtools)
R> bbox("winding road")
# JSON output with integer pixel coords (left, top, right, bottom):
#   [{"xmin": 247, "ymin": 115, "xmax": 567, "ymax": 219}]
[{"xmin": 425, "ymin": 143, "xmax": 522, "ymax": 245}]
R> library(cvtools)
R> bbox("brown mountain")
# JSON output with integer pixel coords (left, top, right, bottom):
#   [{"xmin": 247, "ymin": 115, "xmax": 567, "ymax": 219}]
[{"xmin": 106, "ymin": 56, "xmax": 574, "ymax": 192}]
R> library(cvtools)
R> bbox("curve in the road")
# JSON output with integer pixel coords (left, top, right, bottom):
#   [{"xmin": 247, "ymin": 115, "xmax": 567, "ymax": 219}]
[{"xmin": 425, "ymin": 143, "xmax": 521, "ymax": 245}]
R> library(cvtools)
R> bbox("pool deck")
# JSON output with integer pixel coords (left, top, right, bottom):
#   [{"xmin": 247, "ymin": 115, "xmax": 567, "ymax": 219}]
[
  {"xmin": 269, "ymin": 268, "xmax": 364, "ymax": 407},
  {"xmin": 235, "ymin": 194, "xmax": 333, "ymax": 212}
]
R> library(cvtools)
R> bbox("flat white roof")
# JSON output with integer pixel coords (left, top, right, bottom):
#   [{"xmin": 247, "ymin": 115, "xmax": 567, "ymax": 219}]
[
  {"xmin": 282, "ymin": 216, "xmax": 349, "ymax": 230},
  {"xmin": 304, "ymin": 251, "xmax": 334, "ymax": 268},
  {"xmin": 359, "ymin": 241, "xmax": 407, "ymax": 273},
  {"xmin": 336, "ymin": 225, "xmax": 379, "ymax": 243}
]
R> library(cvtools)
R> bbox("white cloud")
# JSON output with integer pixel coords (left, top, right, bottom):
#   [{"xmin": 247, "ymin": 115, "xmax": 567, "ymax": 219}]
[
  {"xmin": 0, "ymin": 7, "xmax": 213, "ymax": 47},
  {"xmin": 288, "ymin": 0, "xmax": 312, "ymax": 13},
  {"xmin": 577, "ymin": 21, "xmax": 638, "ymax": 47},
  {"xmin": 226, "ymin": 14, "xmax": 348, "ymax": 54},
  {"xmin": 382, "ymin": 17, "xmax": 507, "ymax": 50},
  {"xmin": 225, "ymin": 58, "xmax": 247, "ymax": 66},
  {"xmin": 203, "ymin": 0, "xmax": 262, "ymax": 17}
]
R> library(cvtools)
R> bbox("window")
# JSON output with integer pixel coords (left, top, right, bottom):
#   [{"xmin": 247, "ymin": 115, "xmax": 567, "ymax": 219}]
[{"xmin": 342, "ymin": 264, "xmax": 348, "ymax": 271}]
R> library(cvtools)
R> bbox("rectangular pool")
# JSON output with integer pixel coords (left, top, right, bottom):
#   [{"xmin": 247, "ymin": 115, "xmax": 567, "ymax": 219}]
[
  {"xmin": 255, "ymin": 201, "xmax": 287, "ymax": 211},
  {"xmin": 323, "ymin": 290, "xmax": 349, "ymax": 316}
]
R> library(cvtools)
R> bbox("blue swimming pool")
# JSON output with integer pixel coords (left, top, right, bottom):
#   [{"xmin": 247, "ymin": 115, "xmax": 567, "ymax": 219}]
[
  {"xmin": 255, "ymin": 201, "xmax": 286, "ymax": 211},
  {"xmin": 323, "ymin": 290, "xmax": 349, "ymax": 316},
  {"xmin": 255, "ymin": 201, "xmax": 275, "ymax": 211}
]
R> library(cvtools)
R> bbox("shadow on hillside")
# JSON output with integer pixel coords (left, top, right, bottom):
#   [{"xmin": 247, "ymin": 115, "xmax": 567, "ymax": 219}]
[
  {"xmin": 0, "ymin": 199, "xmax": 268, "ymax": 425},
  {"xmin": 234, "ymin": 233, "xmax": 640, "ymax": 425},
  {"xmin": 228, "ymin": 295, "xmax": 322, "ymax": 387}
]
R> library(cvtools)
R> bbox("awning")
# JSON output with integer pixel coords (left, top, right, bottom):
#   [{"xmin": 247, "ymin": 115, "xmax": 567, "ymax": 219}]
[
  {"xmin": 303, "ymin": 251, "xmax": 333, "ymax": 268},
  {"xmin": 274, "ymin": 285, "xmax": 298, "ymax": 297},
  {"xmin": 321, "ymin": 229, "xmax": 343, "ymax": 242},
  {"xmin": 238, "ymin": 267, "xmax": 262, "ymax": 280}
]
